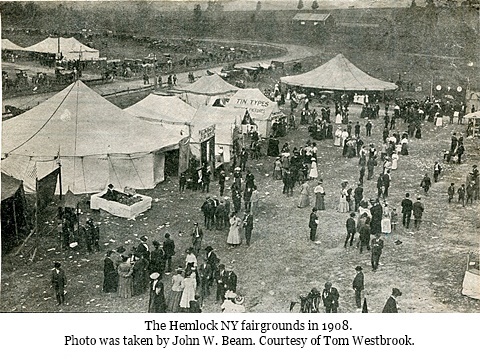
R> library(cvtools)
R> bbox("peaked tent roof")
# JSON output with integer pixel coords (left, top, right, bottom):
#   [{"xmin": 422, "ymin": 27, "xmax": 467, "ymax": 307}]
[
  {"xmin": 1, "ymin": 172, "xmax": 23, "ymax": 202},
  {"xmin": 226, "ymin": 88, "xmax": 281, "ymax": 119},
  {"xmin": 1, "ymin": 39, "xmax": 25, "ymax": 51},
  {"xmin": 280, "ymin": 54, "xmax": 397, "ymax": 91},
  {"xmin": 190, "ymin": 106, "xmax": 246, "ymax": 146},
  {"xmin": 24, "ymin": 37, "xmax": 99, "ymax": 59},
  {"xmin": 464, "ymin": 110, "xmax": 480, "ymax": 119},
  {"xmin": 1, "ymin": 81, "xmax": 184, "ymax": 159},
  {"xmin": 125, "ymin": 94, "xmax": 196, "ymax": 124},
  {"xmin": 180, "ymin": 74, "xmax": 238, "ymax": 95}
]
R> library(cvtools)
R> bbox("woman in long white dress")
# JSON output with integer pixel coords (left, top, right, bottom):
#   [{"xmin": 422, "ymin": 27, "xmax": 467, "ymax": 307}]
[
  {"xmin": 381, "ymin": 204, "xmax": 392, "ymax": 234},
  {"xmin": 179, "ymin": 270, "xmax": 197, "ymax": 312},
  {"xmin": 227, "ymin": 213, "xmax": 242, "ymax": 246},
  {"xmin": 338, "ymin": 181, "xmax": 349, "ymax": 213},
  {"xmin": 334, "ymin": 127, "xmax": 342, "ymax": 146},
  {"xmin": 309, "ymin": 158, "xmax": 318, "ymax": 180},
  {"xmin": 391, "ymin": 153, "xmax": 399, "ymax": 170}
]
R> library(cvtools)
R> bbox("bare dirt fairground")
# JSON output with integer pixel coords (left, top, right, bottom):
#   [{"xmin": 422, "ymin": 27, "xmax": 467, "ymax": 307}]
[{"xmin": 1, "ymin": 97, "xmax": 479, "ymax": 314}]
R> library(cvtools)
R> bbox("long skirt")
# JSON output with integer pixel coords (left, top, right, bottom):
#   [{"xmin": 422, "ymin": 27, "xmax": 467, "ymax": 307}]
[
  {"xmin": 227, "ymin": 226, "xmax": 241, "ymax": 245},
  {"xmin": 315, "ymin": 193, "xmax": 325, "ymax": 210},
  {"xmin": 298, "ymin": 194, "xmax": 310, "ymax": 208},
  {"xmin": 338, "ymin": 197, "xmax": 349, "ymax": 213},
  {"xmin": 168, "ymin": 290, "xmax": 183, "ymax": 313},
  {"xmin": 381, "ymin": 218, "xmax": 392, "ymax": 234},
  {"xmin": 117, "ymin": 276, "xmax": 133, "ymax": 299}
]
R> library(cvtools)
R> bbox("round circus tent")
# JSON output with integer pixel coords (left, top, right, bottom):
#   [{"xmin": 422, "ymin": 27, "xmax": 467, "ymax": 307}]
[{"xmin": 280, "ymin": 53, "xmax": 397, "ymax": 92}]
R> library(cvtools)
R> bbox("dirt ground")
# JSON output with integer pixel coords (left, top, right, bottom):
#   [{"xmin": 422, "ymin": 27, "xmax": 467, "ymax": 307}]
[{"xmin": 1, "ymin": 98, "xmax": 479, "ymax": 313}]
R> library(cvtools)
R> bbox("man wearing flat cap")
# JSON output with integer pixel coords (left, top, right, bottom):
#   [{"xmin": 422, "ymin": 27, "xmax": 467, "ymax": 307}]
[
  {"xmin": 352, "ymin": 266, "xmax": 364, "ymax": 309},
  {"xmin": 382, "ymin": 288, "xmax": 402, "ymax": 313}
]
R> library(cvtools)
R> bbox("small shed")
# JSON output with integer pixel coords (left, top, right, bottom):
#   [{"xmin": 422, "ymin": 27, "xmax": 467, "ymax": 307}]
[{"xmin": 292, "ymin": 13, "xmax": 334, "ymax": 28}]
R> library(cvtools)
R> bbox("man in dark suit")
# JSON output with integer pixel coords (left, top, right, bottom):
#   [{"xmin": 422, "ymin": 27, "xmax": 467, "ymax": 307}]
[
  {"xmin": 163, "ymin": 233, "xmax": 175, "ymax": 274},
  {"xmin": 344, "ymin": 212, "xmax": 356, "ymax": 248},
  {"xmin": 352, "ymin": 266, "xmax": 364, "ymax": 309},
  {"xmin": 51, "ymin": 262, "xmax": 67, "ymax": 305},
  {"xmin": 383, "ymin": 170, "xmax": 391, "ymax": 198},
  {"xmin": 322, "ymin": 282, "xmax": 340, "ymax": 313},
  {"xmin": 354, "ymin": 183, "xmax": 363, "ymax": 211},
  {"xmin": 149, "ymin": 241, "xmax": 166, "ymax": 277},
  {"xmin": 382, "ymin": 288, "xmax": 402, "ymax": 313},
  {"xmin": 224, "ymin": 265, "xmax": 238, "ymax": 293},
  {"xmin": 371, "ymin": 234, "xmax": 384, "ymax": 271},
  {"xmin": 243, "ymin": 211, "xmax": 254, "ymax": 246},
  {"xmin": 401, "ymin": 193, "xmax": 413, "ymax": 228},
  {"xmin": 309, "ymin": 208, "xmax": 319, "ymax": 242},
  {"xmin": 215, "ymin": 264, "xmax": 227, "ymax": 302},
  {"xmin": 205, "ymin": 246, "xmax": 219, "ymax": 288},
  {"xmin": 191, "ymin": 222, "xmax": 203, "ymax": 256},
  {"xmin": 412, "ymin": 197, "xmax": 424, "ymax": 230},
  {"xmin": 134, "ymin": 235, "xmax": 150, "ymax": 261}
]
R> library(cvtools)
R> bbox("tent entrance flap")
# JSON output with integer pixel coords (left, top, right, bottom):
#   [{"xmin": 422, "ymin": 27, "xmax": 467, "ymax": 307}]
[{"xmin": 164, "ymin": 149, "xmax": 179, "ymax": 178}]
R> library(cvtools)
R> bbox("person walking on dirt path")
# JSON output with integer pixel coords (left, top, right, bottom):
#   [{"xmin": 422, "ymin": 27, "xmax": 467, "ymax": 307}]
[
  {"xmin": 458, "ymin": 184, "xmax": 466, "ymax": 207},
  {"xmin": 420, "ymin": 174, "xmax": 432, "ymax": 195},
  {"xmin": 412, "ymin": 197, "xmax": 424, "ymax": 230},
  {"xmin": 352, "ymin": 266, "xmax": 364, "ymax": 309},
  {"xmin": 447, "ymin": 183, "xmax": 455, "ymax": 203},
  {"xmin": 309, "ymin": 207, "xmax": 319, "ymax": 242},
  {"xmin": 371, "ymin": 234, "xmax": 384, "ymax": 271},
  {"xmin": 344, "ymin": 212, "xmax": 356, "ymax": 248},
  {"xmin": 401, "ymin": 193, "xmax": 413, "ymax": 229},
  {"xmin": 163, "ymin": 233, "xmax": 175, "ymax": 274},
  {"xmin": 51, "ymin": 261, "xmax": 67, "ymax": 305}
]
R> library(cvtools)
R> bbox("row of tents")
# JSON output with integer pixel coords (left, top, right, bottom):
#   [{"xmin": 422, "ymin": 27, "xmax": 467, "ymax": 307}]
[
  {"xmin": 2, "ymin": 37, "xmax": 100, "ymax": 60},
  {"xmin": 2, "ymin": 53, "xmax": 399, "ymax": 196},
  {"xmin": 1, "ymin": 74, "xmax": 284, "ymax": 195}
]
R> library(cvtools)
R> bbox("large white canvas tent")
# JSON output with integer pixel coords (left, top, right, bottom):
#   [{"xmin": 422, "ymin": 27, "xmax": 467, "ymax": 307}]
[
  {"xmin": 24, "ymin": 37, "xmax": 100, "ymax": 61},
  {"xmin": 179, "ymin": 74, "xmax": 238, "ymax": 109},
  {"xmin": 125, "ymin": 94, "xmax": 196, "ymax": 125},
  {"xmin": 1, "ymin": 81, "xmax": 185, "ymax": 194},
  {"xmin": 280, "ymin": 53, "xmax": 397, "ymax": 91},
  {"xmin": 225, "ymin": 88, "xmax": 284, "ymax": 138},
  {"xmin": 1, "ymin": 39, "xmax": 25, "ymax": 51},
  {"xmin": 190, "ymin": 106, "xmax": 247, "ymax": 166}
]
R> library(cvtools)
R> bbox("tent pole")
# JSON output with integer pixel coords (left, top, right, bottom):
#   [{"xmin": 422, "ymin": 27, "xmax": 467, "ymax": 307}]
[
  {"xmin": 13, "ymin": 201, "xmax": 19, "ymax": 243},
  {"xmin": 58, "ymin": 162, "xmax": 63, "ymax": 201}
]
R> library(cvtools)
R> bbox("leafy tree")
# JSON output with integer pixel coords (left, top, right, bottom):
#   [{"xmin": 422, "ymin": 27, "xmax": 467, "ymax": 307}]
[
  {"xmin": 297, "ymin": 0, "xmax": 304, "ymax": 10},
  {"xmin": 410, "ymin": 0, "xmax": 417, "ymax": 7},
  {"xmin": 312, "ymin": 0, "xmax": 319, "ymax": 10}
]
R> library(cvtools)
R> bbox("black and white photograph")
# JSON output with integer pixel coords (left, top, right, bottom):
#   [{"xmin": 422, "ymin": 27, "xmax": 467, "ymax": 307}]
[{"xmin": 1, "ymin": 0, "xmax": 479, "ymax": 322}]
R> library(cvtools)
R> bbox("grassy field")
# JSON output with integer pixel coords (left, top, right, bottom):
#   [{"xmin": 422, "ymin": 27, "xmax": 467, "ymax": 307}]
[{"xmin": 1, "ymin": 96, "xmax": 479, "ymax": 313}]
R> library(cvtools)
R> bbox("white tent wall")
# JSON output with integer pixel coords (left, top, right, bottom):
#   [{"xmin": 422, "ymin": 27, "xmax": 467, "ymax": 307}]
[
  {"xmin": 107, "ymin": 153, "xmax": 156, "ymax": 192},
  {"xmin": 153, "ymin": 152, "xmax": 166, "ymax": 183}
]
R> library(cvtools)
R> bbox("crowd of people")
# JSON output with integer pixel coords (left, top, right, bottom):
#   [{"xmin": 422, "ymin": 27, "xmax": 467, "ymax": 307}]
[{"xmin": 48, "ymin": 90, "xmax": 478, "ymax": 313}]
